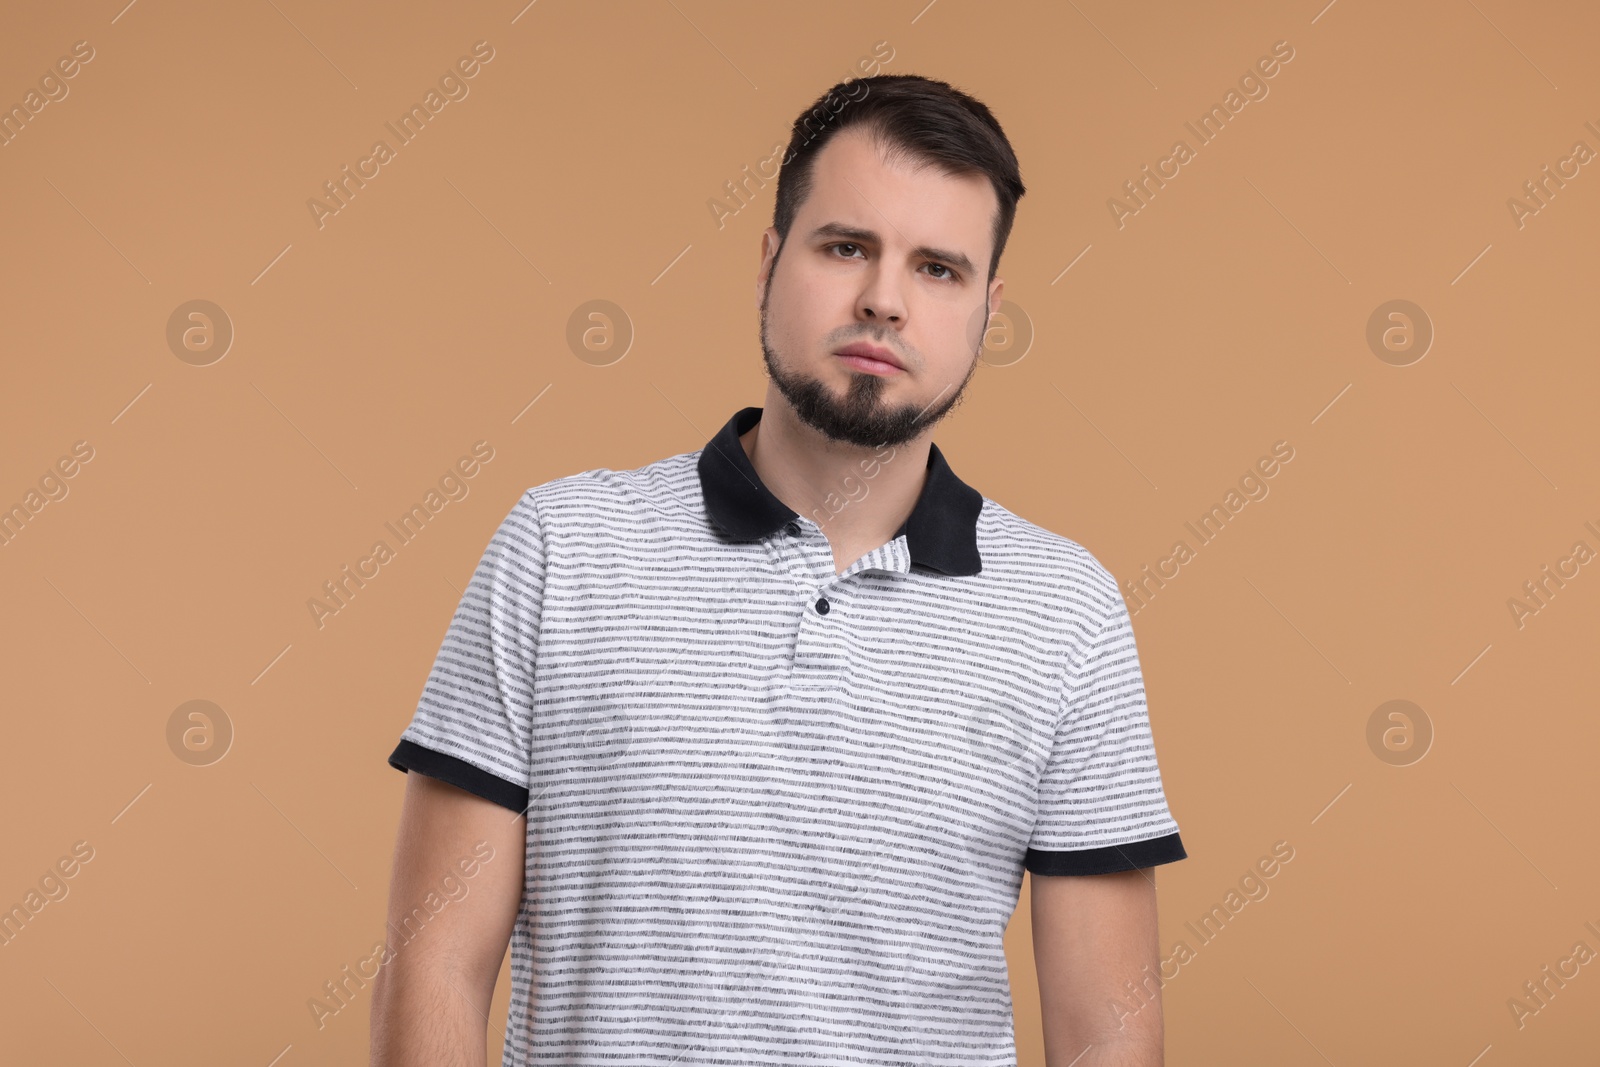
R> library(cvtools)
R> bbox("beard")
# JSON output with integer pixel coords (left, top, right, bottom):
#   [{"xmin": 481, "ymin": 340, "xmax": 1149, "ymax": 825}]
[{"xmin": 758, "ymin": 270, "xmax": 984, "ymax": 450}]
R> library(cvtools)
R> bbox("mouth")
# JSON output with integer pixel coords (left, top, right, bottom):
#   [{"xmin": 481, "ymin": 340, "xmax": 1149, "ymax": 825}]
[{"xmin": 833, "ymin": 342, "xmax": 905, "ymax": 375}]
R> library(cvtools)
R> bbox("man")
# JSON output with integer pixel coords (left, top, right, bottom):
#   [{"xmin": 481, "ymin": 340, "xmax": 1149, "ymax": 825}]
[{"xmin": 372, "ymin": 74, "xmax": 1187, "ymax": 1066}]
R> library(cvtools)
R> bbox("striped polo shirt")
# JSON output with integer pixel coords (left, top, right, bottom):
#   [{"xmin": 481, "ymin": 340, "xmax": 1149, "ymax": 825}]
[{"xmin": 388, "ymin": 404, "xmax": 1186, "ymax": 1065}]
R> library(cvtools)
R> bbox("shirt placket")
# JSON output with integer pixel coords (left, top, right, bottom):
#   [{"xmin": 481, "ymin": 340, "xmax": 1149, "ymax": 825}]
[{"xmin": 765, "ymin": 519, "xmax": 911, "ymax": 684}]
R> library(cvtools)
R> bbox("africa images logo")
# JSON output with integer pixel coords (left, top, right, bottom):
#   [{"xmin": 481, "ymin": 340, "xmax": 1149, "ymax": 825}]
[{"xmin": 1107, "ymin": 39, "xmax": 1296, "ymax": 229}]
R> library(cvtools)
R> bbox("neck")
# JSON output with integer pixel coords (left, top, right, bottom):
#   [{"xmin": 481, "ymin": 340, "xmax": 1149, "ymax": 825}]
[{"xmin": 741, "ymin": 393, "xmax": 930, "ymax": 555}]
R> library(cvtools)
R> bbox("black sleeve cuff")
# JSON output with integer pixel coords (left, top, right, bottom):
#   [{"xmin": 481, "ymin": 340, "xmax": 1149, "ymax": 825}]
[
  {"xmin": 1025, "ymin": 831, "xmax": 1187, "ymax": 876},
  {"xmin": 388, "ymin": 739, "xmax": 530, "ymax": 816}
]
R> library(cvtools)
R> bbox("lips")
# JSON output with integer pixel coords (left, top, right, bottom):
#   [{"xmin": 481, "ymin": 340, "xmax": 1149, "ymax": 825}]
[{"xmin": 834, "ymin": 342, "xmax": 905, "ymax": 371}]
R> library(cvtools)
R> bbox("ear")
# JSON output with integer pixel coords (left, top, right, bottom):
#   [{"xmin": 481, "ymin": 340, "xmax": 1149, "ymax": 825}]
[{"xmin": 755, "ymin": 227, "xmax": 781, "ymax": 309}]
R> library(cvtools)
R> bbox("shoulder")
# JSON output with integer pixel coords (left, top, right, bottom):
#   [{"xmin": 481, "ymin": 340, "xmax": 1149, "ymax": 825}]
[
  {"xmin": 518, "ymin": 448, "xmax": 703, "ymax": 530},
  {"xmin": 975, "ymin": 497, "xmax": 1123, "ymax": 618}
]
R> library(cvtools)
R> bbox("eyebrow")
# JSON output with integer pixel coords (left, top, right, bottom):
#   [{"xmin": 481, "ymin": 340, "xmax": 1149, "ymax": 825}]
[{"xmin": 807, "ymin": 221, "xmax": 977, "ymax": 279}]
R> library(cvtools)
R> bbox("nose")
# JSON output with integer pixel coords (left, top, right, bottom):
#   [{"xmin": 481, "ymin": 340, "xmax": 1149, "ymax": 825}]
[{"xmin": 856, "ymin": 261, "xmax": 905, "ymax": 326}]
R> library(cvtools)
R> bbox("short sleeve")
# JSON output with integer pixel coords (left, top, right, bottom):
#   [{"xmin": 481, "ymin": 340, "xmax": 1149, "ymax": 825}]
[
  {"xmin": 387, "ymin": 490, "xmax": 546, "ymax": 815},
  {"xmin": 1025, "ymin": 574, "xmax": 1187, "ymax": 876}
]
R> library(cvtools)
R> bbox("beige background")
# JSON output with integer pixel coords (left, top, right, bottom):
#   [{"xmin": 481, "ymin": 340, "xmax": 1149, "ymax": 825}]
[{"xmin": 3, "ymin": 0, "xmax": 1598, "ymax": 1063}]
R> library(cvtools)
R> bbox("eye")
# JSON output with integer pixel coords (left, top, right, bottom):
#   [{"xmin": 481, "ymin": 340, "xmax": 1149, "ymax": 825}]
[{"xmin": 825, "ymin": 242, "xmax": 960, "ymax": 283}]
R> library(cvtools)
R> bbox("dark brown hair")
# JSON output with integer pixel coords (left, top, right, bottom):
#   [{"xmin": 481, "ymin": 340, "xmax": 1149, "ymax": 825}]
[{"xmin": 772, "ymin": 74, "xmax": 1026, "ymax": 284}]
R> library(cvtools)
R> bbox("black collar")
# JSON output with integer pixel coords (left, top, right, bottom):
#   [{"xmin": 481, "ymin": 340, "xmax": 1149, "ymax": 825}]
[{"xmin": 698, "ymin": 406, "xmax": 983, "ymax": 576}]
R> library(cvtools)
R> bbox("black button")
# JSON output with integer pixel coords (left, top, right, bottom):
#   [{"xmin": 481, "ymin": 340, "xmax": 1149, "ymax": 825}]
[
  {"xmin": 815, "ymin": 597, "xmax": 830, "ymax": 615},
  {"xmin": 785, "ymin": 521, "xmax": 801, "ymax": 536}
]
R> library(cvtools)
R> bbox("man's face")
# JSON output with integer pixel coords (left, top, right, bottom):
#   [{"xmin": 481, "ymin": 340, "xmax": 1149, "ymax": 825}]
[{"xmin": 755, "ymin": 127, "xmax": 1004, "ymax": 449}]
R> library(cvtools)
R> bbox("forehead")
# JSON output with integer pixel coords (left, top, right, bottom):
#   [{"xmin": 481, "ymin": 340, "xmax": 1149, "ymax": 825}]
[{"xmin": 800, "ymin": 127, "xmax": 997, "ymax": 261}]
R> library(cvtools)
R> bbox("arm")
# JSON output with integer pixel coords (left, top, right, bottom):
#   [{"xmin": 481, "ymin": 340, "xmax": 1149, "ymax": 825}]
[
  {"xmin": 369, "ymin": 772, "xmax": 526, "ymax": 1067},
  {"xmin": 1031, "ymin": 866, "xmax": 1164, "ymax": 1067}
]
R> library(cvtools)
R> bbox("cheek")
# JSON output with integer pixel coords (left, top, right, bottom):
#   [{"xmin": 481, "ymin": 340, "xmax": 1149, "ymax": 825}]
[
  {"xmin": 773, "ymin": 277, "xmax": 844, "ymax": 343},
  {"xmin": 914, "ymin": 315, "xmax": 978, "ymax": 376},
  {"xmin": 948, "ymin": 301, "xmax": 988, "ymax": 356},
  {"xmin": 762, "ymin": 281, "xmax": 817, "ymax": 353}
]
